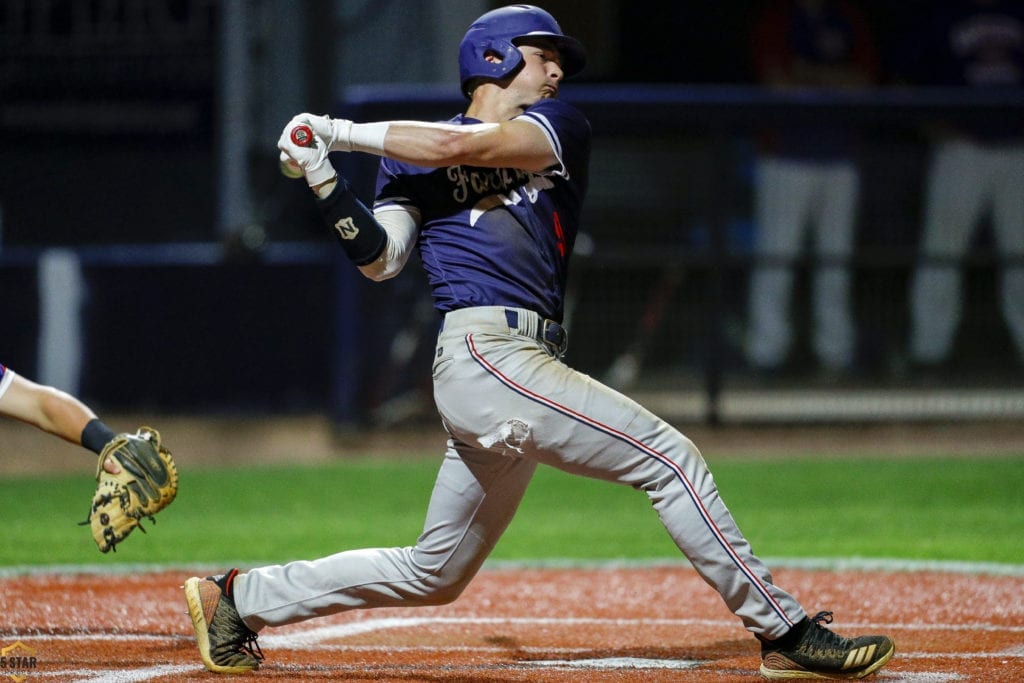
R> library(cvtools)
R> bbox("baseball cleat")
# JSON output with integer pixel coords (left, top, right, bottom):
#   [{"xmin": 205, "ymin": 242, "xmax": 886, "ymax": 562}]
[
  {"xmin": 758, "ymin": 611, "xmax": 894, "ymax": 679},
  {"xmin": 183, "ymin": 568, "xmax": 263, "ymax": 674}
]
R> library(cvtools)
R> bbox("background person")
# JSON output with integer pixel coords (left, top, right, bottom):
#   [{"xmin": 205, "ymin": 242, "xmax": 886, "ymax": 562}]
[
  {"xmin": 744, "ymin": 0, "xmax": 879, "ymax": 375},
  {"xmin": 903, "ymin": 0, "xmax": 1024, "ymax": 369}
]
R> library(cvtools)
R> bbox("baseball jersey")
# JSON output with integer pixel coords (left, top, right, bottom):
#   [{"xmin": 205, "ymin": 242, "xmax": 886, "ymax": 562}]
[
  {"xmin": 752, "ymin": 0, "xmax": 878, "ymax": 159},
  {"xmin": 0, "ymin": 363, "xmax": 13, "ymax": 400},
  {"xmin": 910, "ymin": 0, "xmax": 1024, "ymax": 88},
  {"xmin": 373, "ymin": 98, "xmax": 590, "ymax": 323},
  {"xmin": 901, "ymin": 0, "xmax": 1024, "ymax": 140}
]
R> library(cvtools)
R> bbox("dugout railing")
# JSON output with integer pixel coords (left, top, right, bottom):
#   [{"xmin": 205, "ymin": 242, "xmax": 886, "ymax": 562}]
[{"xmin": 3, "ymin": 85, "xmax": 1023, "ymax": 427}]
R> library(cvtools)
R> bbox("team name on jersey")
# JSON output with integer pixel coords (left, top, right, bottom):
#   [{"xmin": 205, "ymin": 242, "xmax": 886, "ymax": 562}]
[
  {"xmin": 446, "ymin": 165, "xmax": 535, "ymax": 203},
  {"xmin": 446, "ymin": 165, "xmax": 557, "ymax": 227}
]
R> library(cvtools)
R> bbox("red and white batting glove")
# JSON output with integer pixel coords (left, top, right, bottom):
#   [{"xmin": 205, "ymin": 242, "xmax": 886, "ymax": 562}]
[
  {"xmin": 298, "ymin": 113, "xmax": 389, "ymax": 155},
  {"xmin": 277, "ymin": 115, "xmax": 336, "ymax": 188},
  {"xmin": 301, "ymin": 113, "xmax": 355, "ymax": 152}
]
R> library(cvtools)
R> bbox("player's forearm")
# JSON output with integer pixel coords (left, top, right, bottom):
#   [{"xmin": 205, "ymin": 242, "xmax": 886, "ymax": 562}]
[
  {"xmin": 37, "ymin": 386, "xmax": 96, "ymax": 444},
  {"xmin": 375, "ymin": 121, "xmax": 501, "ymax": 167},
  {"xmin": 282, "ymin": 113, "xmax": 554, "ymax": 171},
  {"xmin": 4, "ymin": 377, "xmax": 95, "ymax": 445},
  {"xmin": 315, "ymin": 178, "xmax": 388, "ymax": 267},
  {"xmin": 357, "ymin": 120, "xmax": 554, "ymax": 172}
]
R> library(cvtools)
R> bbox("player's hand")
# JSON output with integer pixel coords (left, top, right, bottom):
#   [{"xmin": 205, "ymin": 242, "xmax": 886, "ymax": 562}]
[
  {"xmin": 301, "ymin": 113, "xmax": 355, "ymax": 152},
  {"xmin": 103, "ymin": 454, "xmax": 121, "ymax": 474},
  {"xmin": 277, "ymin": 115, "xmax": 337, "ymax": 187},
  {"xmin": 282, "ymin": 113, "xmax": 354, "ymax": 152}
]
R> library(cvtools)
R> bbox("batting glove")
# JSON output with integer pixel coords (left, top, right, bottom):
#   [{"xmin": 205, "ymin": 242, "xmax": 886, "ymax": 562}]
[
  {"xmin": 277, "ymin": 115, "xmax": 337, "ymax": 188},
  {"xmin": 296, "ymin": 113, "xmax": 388, "ymax": 155},
  {"xmin": 300, "ymin": 113, "xmax": 355, "ymax": 152}
]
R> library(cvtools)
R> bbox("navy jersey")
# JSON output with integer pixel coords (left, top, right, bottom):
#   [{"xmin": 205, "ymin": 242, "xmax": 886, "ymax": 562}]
[
  {"xmin": 901, "ymin": 0, "xmax": 1024, "ymax": 140},
  {"xmin": 752, "ymin": 0, "xmax": 878, "ymax": 159},
  {"xmin": 910, "ymin": 0, "xmax": 1024, "ymax": 88},
  {"xmin": 373, "ymin": 98, "xmax": 590, "ymax": 323}
]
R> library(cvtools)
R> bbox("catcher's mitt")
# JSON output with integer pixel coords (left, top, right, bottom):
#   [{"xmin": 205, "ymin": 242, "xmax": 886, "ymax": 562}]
[{"xmin": 81, "ymin": 426, "xmax": 179, "ymax": 553}]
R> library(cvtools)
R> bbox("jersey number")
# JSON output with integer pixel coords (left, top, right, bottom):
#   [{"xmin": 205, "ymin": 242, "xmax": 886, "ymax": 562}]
[{"xmin": 553, "ymin": 211, "xmax": 566, "ymax": 258}]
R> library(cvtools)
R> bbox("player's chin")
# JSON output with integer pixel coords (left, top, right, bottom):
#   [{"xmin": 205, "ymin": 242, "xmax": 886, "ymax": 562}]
[{"xmin": 518, "ymin": 90, "xmax": 555, "ymax": 110}]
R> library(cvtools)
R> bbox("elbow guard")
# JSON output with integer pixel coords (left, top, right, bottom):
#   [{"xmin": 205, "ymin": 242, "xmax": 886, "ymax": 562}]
[{"xmin": 316, "ymin": 178, "xmax": 387, "ymax": 266}]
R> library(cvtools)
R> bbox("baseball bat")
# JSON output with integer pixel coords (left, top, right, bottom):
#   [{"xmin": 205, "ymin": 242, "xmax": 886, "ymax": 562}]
[
  {"xmin": 369, "ymin": 294, "xmax": 437, "ymax": 427},
  {"xmin": 280, "ymin": 124, "xmax": 315, "ymax": 178},
  {"xmin": 604, "ymin": 267, "xmax": 684, "ymax": 390},
  {"xmin": 290, "ymin": 124, "xmax": 314, "ymax": 147}
]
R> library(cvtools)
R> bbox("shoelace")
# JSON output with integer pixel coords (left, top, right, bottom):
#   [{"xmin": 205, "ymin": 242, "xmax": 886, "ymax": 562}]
[
  {"xmin": 218, "ymin": 611, "xmax": 264, "ymax": 663},
  {"xmin": 812, "ymin": 611, "xmax": 834, "ymax": 627},
  {"xmin": 215, "ymin": 569, "xmax": 263, "ymax": 662},
  {"xmin": 239, "ymin": 631, "xmax": 264, "ymax": 663},
  {"xmin": 800, "ymin": 611, "xmax": 852, "ymax": 655},
  {"xmin": 217, "ymin": 620, "xmax": 264, "ymax": 664}
]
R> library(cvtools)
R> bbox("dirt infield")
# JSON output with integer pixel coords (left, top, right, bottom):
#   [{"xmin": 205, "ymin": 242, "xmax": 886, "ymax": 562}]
[
  {"xmin": 1, "ymin": 564, "xmax": 1022, "ymax": 681},
  {"xmin": 2, "ymin": 417, "xmax": 1022, "ymax": 680}
]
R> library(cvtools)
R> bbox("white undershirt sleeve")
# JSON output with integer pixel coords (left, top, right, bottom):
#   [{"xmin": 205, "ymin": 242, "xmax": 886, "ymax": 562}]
[
  {"xmin": 357, "ymin": 204, "xmax": 420, "ymax": 281},
  {"xmin": 0, "ymin": 366, "xmax": 15, "ymax": 401}
]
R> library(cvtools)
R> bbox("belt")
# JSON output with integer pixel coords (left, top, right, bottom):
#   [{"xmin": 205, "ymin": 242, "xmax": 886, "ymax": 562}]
[
  {"xmin": 505, "ymin": 308, "xmax": 568, "ymax": 358},
  {"xmin": 441, "ymin": 306, "xmax": 568, "ymax": 358}
]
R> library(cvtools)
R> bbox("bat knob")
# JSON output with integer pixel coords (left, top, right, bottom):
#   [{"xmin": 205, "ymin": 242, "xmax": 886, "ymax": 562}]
[{"xmin": 290, "ymin": 124, "xmax": 314, "ymax": 147}]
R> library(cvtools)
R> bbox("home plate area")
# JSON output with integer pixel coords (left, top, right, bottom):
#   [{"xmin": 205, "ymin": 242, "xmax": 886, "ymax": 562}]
[{"xmin": 1, "ymin": 564, "xmax": 1022, "ymax": 681}]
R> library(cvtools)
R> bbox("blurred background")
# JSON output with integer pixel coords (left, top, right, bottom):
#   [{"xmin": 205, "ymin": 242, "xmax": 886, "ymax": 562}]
[{"xmin": 2, "ymin": 0, "xmax": 1023, "ymax": 436}]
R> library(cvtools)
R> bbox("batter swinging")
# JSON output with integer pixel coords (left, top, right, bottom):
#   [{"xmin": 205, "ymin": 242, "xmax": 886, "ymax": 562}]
[{"xmin": 184, "ymin": 5, "xmax": 894, "ymax": 679}]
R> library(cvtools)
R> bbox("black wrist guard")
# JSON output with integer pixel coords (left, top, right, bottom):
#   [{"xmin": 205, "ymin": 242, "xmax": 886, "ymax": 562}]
[
  {"xmin": 81, "ymin": 418, "xmax": 116, "ymax": 455},
  {"xmin": 316, "ymin": 178, "xmax": 387, "ymax": 266}
]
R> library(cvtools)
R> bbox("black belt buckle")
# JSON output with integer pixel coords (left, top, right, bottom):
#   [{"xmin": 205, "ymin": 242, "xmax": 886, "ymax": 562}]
[{"xmin": 541, "ymin": 319, "xmax": 568, "ymax": 357}]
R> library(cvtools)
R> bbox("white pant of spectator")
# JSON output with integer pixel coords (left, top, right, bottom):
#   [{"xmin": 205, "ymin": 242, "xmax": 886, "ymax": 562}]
[
  {"xmin": 746, "ymin": 157, "xmax": 858, "ymax": 371},
  {"xmin": 909, "ymin": 139, "xmax": 1024, "ymax": 364}
]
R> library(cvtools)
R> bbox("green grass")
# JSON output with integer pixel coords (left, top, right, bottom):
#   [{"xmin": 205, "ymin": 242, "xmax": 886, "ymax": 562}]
[{"xmin": 1, "ymin": 455, "xmax": 1022, "ymax": 567}]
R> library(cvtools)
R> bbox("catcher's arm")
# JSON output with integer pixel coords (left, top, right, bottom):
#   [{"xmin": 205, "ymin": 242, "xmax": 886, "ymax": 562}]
[
  {"xmin": 82, "ymin": 427, "xmax": 179, "ymax": 553},
  {"xmin": 0, "ymin": 369, "xmax": 123, "ymax": 474}
]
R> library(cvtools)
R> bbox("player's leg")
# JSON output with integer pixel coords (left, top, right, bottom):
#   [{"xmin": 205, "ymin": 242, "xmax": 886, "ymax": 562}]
[
  {"xmin": 433, "ymin": 308, "xmax": 892, "ymax": 676},
  {"xmin": 440, "ymin": 326, "xmax": 805, "ymax": 639},
  {"xmin": 990, "ymin": 144, "xmax": 1024, "ymax": 360},
  {"xmin": 234, "ymin": 442, "xmax": 536, "ymax": 629},
  {"xmin": 746, "ymin": 157, "xmax": 813, "ymax": 370},
  {"xmin": 811, "ymin": 161, "xmax": 858, "ymax": 371},
  {"xmin": 909, "ymin": 140, "xmax": 985, "ymax": 364}
]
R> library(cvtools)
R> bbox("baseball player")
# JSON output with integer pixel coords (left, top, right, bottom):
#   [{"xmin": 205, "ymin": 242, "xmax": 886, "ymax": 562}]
[
  {"xmin": 1, "ymin": 362, "xmax": 179, "ymax": 552},
  {"xmin": 904, "ymin": 0, "xmax": 1024, "ymax": 368},
  {"xmin": 184, "ymin": 5, "xmax": 894, "ymax": 678},
  {"xmin": 744, "ymin": 0, "xmax": 878, "ymax": 374}
]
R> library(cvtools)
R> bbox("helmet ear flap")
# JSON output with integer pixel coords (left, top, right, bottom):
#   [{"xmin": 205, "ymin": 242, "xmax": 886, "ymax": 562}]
[{"xmin": 459, "ymin": 37, "xmax": 524, "ymax": 97}]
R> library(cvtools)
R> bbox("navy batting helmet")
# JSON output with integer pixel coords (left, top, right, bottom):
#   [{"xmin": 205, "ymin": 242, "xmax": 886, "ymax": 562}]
[{"xmin": 458, "ymin": 4, "xmax": 586, "ymax": 98}]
